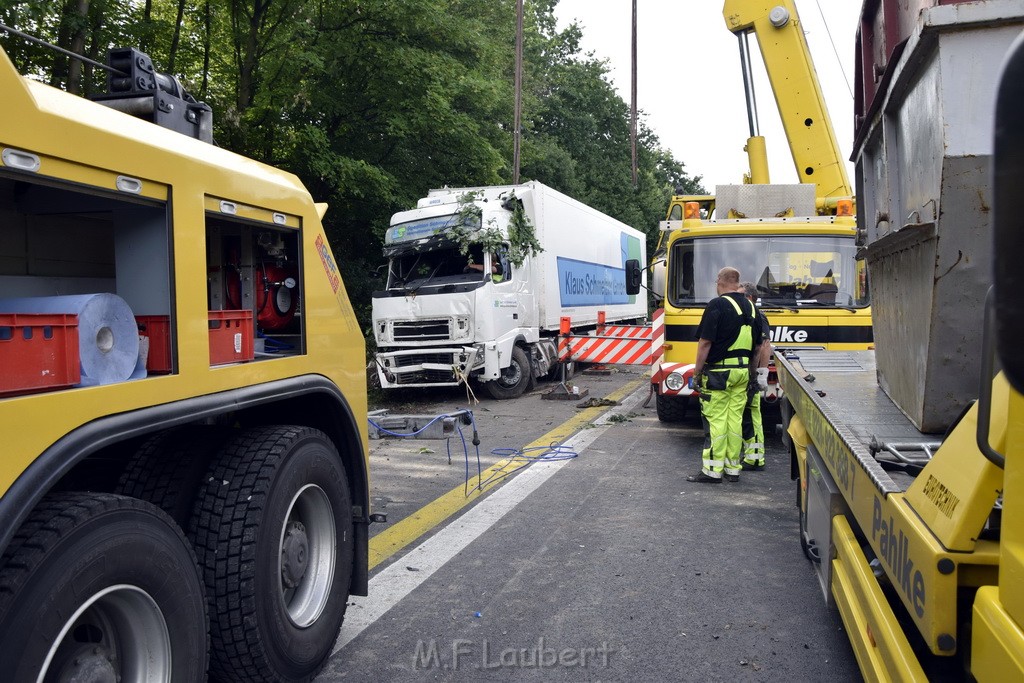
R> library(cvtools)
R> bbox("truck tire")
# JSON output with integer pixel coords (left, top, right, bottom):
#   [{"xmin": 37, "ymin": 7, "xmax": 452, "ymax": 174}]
[
  {"xmin": 485, "ymin": 345, "xmax": 532, "ymax": 399},
  {"xmin": 191, "ymin": 426, "xmax": 354, "ymax": 682},
  {"xmin": 656, "ymin": 393, "xmax": 688, "ymax": 422},
  {"xmin": 0, "ymin": 492, "xmax": 208, "ymax": 682},
  {"xmin": 799, "ymin": 501, "xmax": 819, "ymax": 564},
  {"xmin": 116, "ymin": 426, "xmax": 226, "ymax": 528}
]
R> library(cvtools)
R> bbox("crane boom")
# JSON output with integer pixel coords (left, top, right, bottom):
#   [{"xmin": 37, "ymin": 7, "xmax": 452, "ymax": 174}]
[{"xmin": 723, "ymin": 0, "xmax": 851, "ymax": 201}]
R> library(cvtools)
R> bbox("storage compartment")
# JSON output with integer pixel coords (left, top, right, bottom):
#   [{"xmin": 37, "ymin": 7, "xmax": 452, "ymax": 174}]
[
  {"xmin": 805, "ymin": 442, "xmax": 851, "ymax": 608},
  {"xmin": 206, "ymin": 214, "xmax": 304, "ymax": 361},
  {"xmin": 0, "ymin": 171, "xmax": 174, "ymax": 385},
  {"xmin": 208, "ymin": 309, "xmax": 254, "ymax": 365},
  {"xmin": 0, "ymin": 313, "xmax": 80, "ymax": 395},
  {"xmin": 136, "ymin": 314, "xmax": 171, "ymax": 374}
]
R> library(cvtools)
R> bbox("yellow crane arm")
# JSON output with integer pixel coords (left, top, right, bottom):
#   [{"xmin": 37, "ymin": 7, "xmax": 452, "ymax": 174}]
[{"xmin": 723, "ymin": 0, "xmax": 852, "ymax": 200}]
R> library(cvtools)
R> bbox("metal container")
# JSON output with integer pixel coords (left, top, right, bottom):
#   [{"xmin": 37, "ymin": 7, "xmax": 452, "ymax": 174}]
[{"xmin": 854, "ymin": 0, "xmax": 1024, "ymax": 432}]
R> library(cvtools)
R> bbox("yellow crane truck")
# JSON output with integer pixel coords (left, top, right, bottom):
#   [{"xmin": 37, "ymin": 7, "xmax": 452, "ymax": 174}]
[
  {"xmin": 0, "ymin": 41, "xmax": 369, "ymax": 681},
  {"xmin": 779, "ymin": 2, "xmax": 1024, "ymax": 678},
  {"xmin": 650, "ymin": 0, "xmax": 871, "ymax": 422}
]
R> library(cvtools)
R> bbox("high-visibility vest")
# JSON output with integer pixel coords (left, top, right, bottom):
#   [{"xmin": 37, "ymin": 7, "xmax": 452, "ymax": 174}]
[{"xmin": 710, "ymin": 295, "xmax": 754, "ymax": 368}]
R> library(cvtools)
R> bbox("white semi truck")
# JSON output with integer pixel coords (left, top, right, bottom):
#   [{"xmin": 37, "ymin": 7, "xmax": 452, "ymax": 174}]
[{"xmin": 372, "ymin": 181, "xmax": 648, "ymax": 399}]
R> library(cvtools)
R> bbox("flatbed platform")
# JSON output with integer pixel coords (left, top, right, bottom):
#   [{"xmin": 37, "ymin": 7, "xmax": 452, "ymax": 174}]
[{"xmin": 778, "ymin": 350, "xmax": 938, "ymax": 495}]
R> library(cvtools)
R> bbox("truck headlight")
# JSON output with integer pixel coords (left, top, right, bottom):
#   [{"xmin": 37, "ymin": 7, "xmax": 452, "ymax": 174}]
[{"xmin": 664, "ymin": 371, "xmax": 684, "ymax": 391}]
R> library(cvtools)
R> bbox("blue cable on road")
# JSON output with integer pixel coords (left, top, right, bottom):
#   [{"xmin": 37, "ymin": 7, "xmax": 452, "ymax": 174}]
[
  {"xmin": 477, "ymin": 444, "xmax": 578, "ymax": 490},
  {"xmin": 367, "ymin": 412, "xmax": 483, "ymax": 494}
]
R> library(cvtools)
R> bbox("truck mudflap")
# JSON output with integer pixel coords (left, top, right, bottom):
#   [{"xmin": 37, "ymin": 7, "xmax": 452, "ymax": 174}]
[{"xmin": 375, "ymin": 346, "xmax": 479, "ymax": 388}]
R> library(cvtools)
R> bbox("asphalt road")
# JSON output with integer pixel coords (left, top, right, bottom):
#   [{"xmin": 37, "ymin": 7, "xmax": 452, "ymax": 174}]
[{"xmin": 320, "ymin": 367, "xmax": 861, "ymax": 681}]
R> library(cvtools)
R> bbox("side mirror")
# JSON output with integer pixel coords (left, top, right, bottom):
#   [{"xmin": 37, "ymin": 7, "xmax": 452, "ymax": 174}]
[{"xmin": 625, "ymin": 258, "xmax": 643, "ymax": 295}]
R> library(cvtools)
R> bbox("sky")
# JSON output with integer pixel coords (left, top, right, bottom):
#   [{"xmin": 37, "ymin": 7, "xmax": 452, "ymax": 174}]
[{"xmin": 552, "ymin": 1, "xmax": 863, "ymax": 190}]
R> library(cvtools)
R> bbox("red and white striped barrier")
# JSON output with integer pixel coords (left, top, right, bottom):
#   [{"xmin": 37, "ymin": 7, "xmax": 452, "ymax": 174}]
[{"xmin": 558, "ymin": 309, "xmax": 664, "ymax": 368}]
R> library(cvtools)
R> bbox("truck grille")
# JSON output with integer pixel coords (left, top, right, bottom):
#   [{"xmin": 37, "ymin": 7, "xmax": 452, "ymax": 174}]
[
  {"xmin": 393, "ymin": 353, "xmax": 456, "ymax": 384},
  {"xmin": 393, "ymin": 319, "xmax": 451, "ymax": 341}
]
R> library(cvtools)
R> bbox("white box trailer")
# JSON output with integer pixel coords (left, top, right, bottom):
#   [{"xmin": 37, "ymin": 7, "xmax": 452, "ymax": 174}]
[{"xmin": 372, "ymin": 181, "xmax": 647, "ymax": 399}]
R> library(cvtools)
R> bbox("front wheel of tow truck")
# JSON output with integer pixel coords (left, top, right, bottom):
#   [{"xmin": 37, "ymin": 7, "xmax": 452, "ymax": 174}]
[
  {"xmin": 0, "ymin": 492, "xmax": 209, "ymax": 682},
  {"xmin": 192, "ymin": 426, "xmax": 354, "ymax": 682},
  {"xmin": 485, "ymin": 345, "xmax": 532, "ymax": 399},
  {"xmin": 656, "ymin": 392, "xmax": 689, "ymax": 422}
]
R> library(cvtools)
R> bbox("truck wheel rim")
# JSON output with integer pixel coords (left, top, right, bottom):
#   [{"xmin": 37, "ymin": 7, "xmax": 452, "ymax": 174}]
[
  {"xmin": 38, "ymin": 584, "xmax": 171, "ymax": 683},
  {"xmin": 279, "ymin": 483, "xmax": 337, "ymax": 627},
  {"xmin": 499, "ymin": 363, "xmax": 522, "ymax": 387}
]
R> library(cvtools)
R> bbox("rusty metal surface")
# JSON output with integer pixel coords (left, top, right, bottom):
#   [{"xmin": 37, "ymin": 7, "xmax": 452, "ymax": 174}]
[
  {"xmin": 866, "ymin": 156, "xmax": 991, "ymax": 433},
  {"xmin": 853, "ymin": 10, "xmax": 1024, "ymax": 432}
]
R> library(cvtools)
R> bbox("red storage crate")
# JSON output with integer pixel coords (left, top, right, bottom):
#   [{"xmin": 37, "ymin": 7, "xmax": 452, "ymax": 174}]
[
  {"xmin": 0, "ymin": 313, "xmax": 80, "ymax": 395},
  {"xmin": 136, "ymin": 315, "xmax": 172, "ymax": 374},
  {"xmin": 208, "ymin": 310, "xmax": 254, "ymax": 365}
]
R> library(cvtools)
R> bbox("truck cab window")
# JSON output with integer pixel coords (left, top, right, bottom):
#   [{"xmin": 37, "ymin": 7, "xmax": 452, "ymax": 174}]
[{"xmin": 492, "ymin": 247, "xmax": 511, "ymax": 283}]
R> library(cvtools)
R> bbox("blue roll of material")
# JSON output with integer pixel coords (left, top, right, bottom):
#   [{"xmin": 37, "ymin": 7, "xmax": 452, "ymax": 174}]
[{"xmin": 0, "ymin": 294, "xmax": 145, "ymax": 385}]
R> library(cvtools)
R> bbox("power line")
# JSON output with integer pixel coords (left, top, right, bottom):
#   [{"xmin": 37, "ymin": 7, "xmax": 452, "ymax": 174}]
[{"xmin": 814, "ymin": 0, "xmax": 854, "ymax": 100}]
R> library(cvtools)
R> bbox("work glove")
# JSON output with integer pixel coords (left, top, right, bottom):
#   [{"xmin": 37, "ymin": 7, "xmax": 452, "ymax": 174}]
[
  {"xmin": 755, "ymin": 367, "xmax": 769, "ymax": 390},
  {"xmin": 688, "ymin": 373, "xmax": 702, "ymax": 392}
]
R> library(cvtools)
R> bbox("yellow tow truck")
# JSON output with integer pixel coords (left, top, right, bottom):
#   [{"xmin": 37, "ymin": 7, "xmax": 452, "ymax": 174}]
[
  {"xmin": 0, "ymin": 41, "xmax": 370, "ymax": 681},
  {"xmin": 779, "ymin": 2, "xmax": 1024, "ymax": 678},
  {"xmin": 650, "ymin": 0, "xmax": 871, "ymax": 422}
]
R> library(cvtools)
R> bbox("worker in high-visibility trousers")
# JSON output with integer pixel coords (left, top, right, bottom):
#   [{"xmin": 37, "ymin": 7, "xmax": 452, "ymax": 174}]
[
  {"xmin": 740, "ymin": 282, "xmax": 772, "ymax": 470},
  {"xmin": 687, "ymin": 267, "xmax": 763, "ymax": 483}
]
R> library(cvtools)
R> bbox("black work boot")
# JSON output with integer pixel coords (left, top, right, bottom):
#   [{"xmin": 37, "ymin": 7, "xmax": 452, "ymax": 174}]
[{"xmin": 686, "ymin": 471, "xmax": 722, "ymax": 483}]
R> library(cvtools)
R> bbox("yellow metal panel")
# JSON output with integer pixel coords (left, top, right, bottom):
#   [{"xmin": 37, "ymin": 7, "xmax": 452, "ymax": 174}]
[
  {"xmin": 999, "ymin": 385, "xmax": 1024, "ymax": 639},
  {"xmin": 672, "ymin": 222, "xmax": 858, "ymax": 238},
  {"xmin": 831, "ymin": 516, "xmax": 928, "ymax": 682},
  {"xmin": 0, "ymin": 143, "xmax": 168, "ymax": 202},
  {"xmin": 777, "ymin": 357, "xmax": 1000, "ymax": 657},
  {"xmin": 972, "ymin": 586, "xmax": 1024, "ymax": 681},
  {"xmin": 204, "ymin": 195, "xmax": 301, "ymax": 228},
  {"xmin": 904, "ymin": 375, "xmax": 1008, "ymax": 551}
]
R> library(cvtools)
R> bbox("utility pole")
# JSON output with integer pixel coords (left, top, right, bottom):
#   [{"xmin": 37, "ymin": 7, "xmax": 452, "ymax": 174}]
[
  {"xmin": 631, "ymin": 0, "xmax": 638, "ymax": 188},
  {"xmin": 513, "ymin": 0, "xmax": 524, "ymax": 184}
]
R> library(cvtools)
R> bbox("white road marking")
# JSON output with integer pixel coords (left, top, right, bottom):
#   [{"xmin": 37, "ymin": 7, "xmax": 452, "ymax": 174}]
[{"xmin": 331, "ymin": 388, "xmax": 645, "ymax": 654}]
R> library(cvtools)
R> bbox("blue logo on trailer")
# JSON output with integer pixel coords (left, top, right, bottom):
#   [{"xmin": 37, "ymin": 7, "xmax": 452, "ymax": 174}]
[{"xmin": 557, "ymin": 232, "xmax": 639, "ymax": 306}]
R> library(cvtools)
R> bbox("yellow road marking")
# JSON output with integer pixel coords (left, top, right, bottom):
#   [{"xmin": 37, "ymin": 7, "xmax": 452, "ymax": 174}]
[{"xmin": 368, "ymin": 377, "xmax": 647, "ymax": 569}]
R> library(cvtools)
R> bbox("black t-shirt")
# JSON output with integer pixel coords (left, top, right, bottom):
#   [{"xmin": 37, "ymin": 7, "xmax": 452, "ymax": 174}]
[
  {"xmin": 756, "ymin": 310, "xmax": 770, "ymax": 343},
  {"xmin": 695, "ymin": 292, "xmax": 763, "ymax": 365}
]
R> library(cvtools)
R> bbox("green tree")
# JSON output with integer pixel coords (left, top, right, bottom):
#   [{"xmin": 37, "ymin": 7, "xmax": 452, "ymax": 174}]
[{"xmin": 0, "ymin": 0, "xmax": 704, "ymax": 334}]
